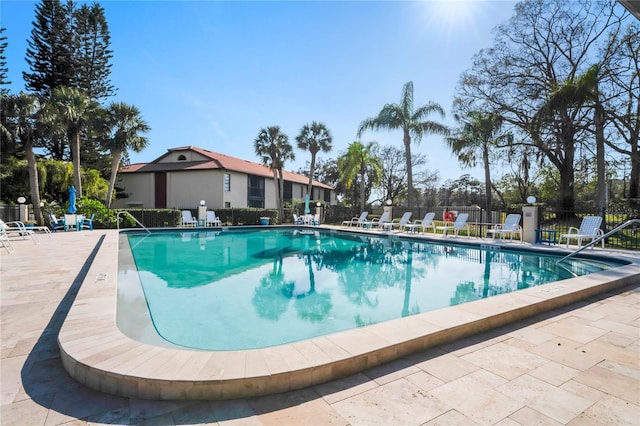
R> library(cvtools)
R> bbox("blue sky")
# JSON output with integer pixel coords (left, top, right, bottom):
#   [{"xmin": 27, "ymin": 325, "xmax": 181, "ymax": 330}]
[{"xmin": 3, "ymin": 0, "xmax": 518, "ymax": 183}]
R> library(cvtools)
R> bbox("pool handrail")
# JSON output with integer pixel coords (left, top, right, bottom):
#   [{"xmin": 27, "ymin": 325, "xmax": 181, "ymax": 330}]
[{"xmin": 116, "ymin": 210, "xmax": 151, "ymax": 233}]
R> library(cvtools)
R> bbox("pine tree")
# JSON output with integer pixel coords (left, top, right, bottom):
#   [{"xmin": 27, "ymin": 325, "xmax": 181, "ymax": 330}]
[
  {"xmin": 0, "ymin": 27, "xmax": 10, "ymax": 97},
  {"xmin": 72, "ymin": 3, "xmax": 115, "ymax": 101},
  {"xmin": 23, "ymin": 0, "xmax": 75, "ymax": 98}
]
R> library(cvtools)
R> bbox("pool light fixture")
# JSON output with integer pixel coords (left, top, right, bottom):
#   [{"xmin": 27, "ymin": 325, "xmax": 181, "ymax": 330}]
[
  {"xmin": 199, "ymin": 199, "xmax": 206, "ymax": 206},
  {"xmin": 17, "ymin": 196, "xmax": 26, "ymax": 204},
  {"xmin": 527, "ymin": 196, "xmax": 536, "ymax": 205}
]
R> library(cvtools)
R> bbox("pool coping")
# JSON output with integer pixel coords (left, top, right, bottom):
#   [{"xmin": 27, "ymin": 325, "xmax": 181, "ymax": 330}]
[{"xmin": 58, "ymin": 227, "xmax": 640, "ymax": 400}]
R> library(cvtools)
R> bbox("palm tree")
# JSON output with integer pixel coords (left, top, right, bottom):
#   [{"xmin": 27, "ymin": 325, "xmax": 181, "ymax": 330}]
[
  {"xmin": 104, "ymin": 102, "xmax": 150, "ymax": 208},
  {"xmin": 44, "ymin": 86, "xmax": 98, "ymax": 198},
  {"xmin": 338, "ymin": 141, "xmax": 382, "ymax": 212},
  {"xmin": 254, "ymin": 126, "xmax": 295, "ymax": 220},
  {"xmin": 3, "ymin": 93, "xmax": 44, "ymax": 224},
  {"xmin": 446, "ymin": 111, "xmax": 512, "ymax": 214},
  {"xmin": 535, "ymin": 65, "xmax": 606, "ymax": 216},
  {"xmin": 295, "ymin": 121, "xmax": 333, "ymax": 196},
  {"xmin": 357, "ymin": 81, "xmax": 449, "ymax": 207}
]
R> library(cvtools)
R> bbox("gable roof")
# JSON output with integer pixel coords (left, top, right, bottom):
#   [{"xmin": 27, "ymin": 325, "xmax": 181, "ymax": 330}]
[{"xmin": 121, "ymin": 146, "xmax": 333, "ymax": 189}]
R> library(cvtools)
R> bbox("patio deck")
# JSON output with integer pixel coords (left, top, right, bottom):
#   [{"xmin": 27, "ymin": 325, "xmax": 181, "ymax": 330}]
[{"xmin": 1, "ymin": 228, "xmax": 638, "ymax": 425}]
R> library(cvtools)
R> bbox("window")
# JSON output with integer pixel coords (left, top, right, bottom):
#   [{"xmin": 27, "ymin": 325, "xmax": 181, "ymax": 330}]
[
  {"xmin": 247, "ymin": 175, "xmax": 265, "ymax": 208},
  {"xmin": 177, "ymin": 154, "xmax": 186, "ymax": 161},
  {"xmin": 224, "ymin": 201, "xmax": 230, "ymax": 208},
  {"xmin": 224, "ymin": 173, "xmax": 231, "ymax": 191},
  {"xmin": 283, "ymin": 181, "xmax": 293, "ymax": 202}
]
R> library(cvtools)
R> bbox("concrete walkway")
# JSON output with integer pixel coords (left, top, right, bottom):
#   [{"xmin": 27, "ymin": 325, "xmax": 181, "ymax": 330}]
[{"xmin": 1, "ymin": 230, "xmax": 638, "ymax": 425}]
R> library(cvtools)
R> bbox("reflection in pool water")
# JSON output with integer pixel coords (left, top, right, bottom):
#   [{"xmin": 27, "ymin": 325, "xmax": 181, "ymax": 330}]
[{"xmin": 124, "ymin": 228, "xmax": 625, "ymax": 350}]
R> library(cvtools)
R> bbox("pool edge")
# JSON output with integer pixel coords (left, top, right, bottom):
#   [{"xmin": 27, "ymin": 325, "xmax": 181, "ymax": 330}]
[{"xmin": 58, "ymin": 228, "xmax": 640, "ymax": 400}]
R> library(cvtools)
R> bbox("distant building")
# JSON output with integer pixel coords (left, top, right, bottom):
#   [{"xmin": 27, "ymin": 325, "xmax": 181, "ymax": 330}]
[{"xmin": 112, "ymin": 146, "xmax": 335, "ymax": 209}]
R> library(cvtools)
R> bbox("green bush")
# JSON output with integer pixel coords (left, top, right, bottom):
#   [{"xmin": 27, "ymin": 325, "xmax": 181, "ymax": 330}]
[{"xmin": 76, "ymin": 197, "xmax": 117, "ymax": 228}]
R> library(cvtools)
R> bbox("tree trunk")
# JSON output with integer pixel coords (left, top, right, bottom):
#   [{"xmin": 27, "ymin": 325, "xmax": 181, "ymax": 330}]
[
  {"xmin": 629, "ymin": 139, "xmax": 639, "ymax": 200},
  {"xmin": 106, "ymin": 148, "xmax": 122, "ymax": 208},
  {"xmin": 307, "ymin": 152, "xmax": 316, "ymax": 197},
  {"xmin": 404, "ymin": 129, "xmax": 413, "ymax": 208},
  {"xmin": 558, "ymin": 156, "xmax": 576, "ymax": 217},
  {"xmin": 359, "ymin": 169, "xmax": 366, "ymax": 213},
  {"xmin": 595, "ymin": 102, "xmax": 606, "ymax": 217},
  {"xmin": 72, "ymin": 131, "xmax": 83, "ymax": 198},
  {"xmin": 482, "ymin": 144, "xmax": 492, "ymax": 213},
  {"xmin": 271, "ymin": 169, "xmax": 280, "ymax": 218},
  {"xmin": 25, "ymin": 142, "xmax": 43, "ymax": 225}
]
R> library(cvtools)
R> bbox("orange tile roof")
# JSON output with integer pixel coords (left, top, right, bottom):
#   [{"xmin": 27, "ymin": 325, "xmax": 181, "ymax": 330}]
[{"xmin": 121, "ymin": 146, "xmax": 332, "ymax": 189}]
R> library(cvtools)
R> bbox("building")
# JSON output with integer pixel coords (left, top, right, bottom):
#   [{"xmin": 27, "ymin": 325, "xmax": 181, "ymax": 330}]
[{"xmin": 111, "ymin": 146, "xmax": 335, "ymax": 210}]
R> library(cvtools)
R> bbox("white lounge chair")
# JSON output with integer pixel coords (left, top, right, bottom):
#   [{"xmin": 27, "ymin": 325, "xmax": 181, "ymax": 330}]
[
  {"xmin": 205, "ymin": 211, "xmax": 222, "ymax": 227},
  {"xmin": 0, "ymin": 220, "xmax": 40, "ymax": 245},
  {"xmin": 558, "ymin": 216, "xmax": 605, "ymax": 248},
  {"xmin": 436, "ymin": 213, "xmax": 470, "ymax": 237},
  {"xmin": 363, "ymin": 211, "xmax": 391, "ymax": 229},
  {"xmin": 486, "ymin": 214, "xmax": 522, "ymax": 241},
  {"xmin": 403, "ymin": 212, "xmax": 436, "ymax": 234},
  {"xmin": 181, "ymin": 210, "xmax": 198, "ymax": 227},
  {"xmin": 391, "ymin": 212, "xmax": 413, "ymax": 232},
  {"xmin": 342, "ymin": 212, "xmax": 368, "ymax": 227},
  {"xmin": 293, "ymin": 214, "xmax": 305, "ymax": 225},
  {"xmin": 0, "ymin": 228, "xmax": 15, "ymax": 253}
]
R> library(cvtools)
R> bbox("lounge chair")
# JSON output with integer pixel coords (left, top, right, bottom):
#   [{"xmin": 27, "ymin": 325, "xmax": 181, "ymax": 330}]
[
  {"xmin": 391, "ymin": 212, "xmax": 413, "ymax": 232},
  {"xmin": 436, "ymin": 213, "xmax": 470, "ymax": 237},
  {"xmin": 362, "ymin": 211, "xmax": 391, "ymax": 229},
  {"xmin": 485, "ymin": 214, "xmax": 522, "ymax": 241},
  {"xmin": 81, "ymin": 214, "xmax": 95, "ymax": 231},
  {"xmin": 181, "ymin": 210, "xmax": 198, "ymax": 227},
  {"xmin": 0, "ymin": 220, "xmax": 40, "ymax": 245},
  {"xmin": 558, "ymin": 216, "xmax": 605, "ymax": 248},
  {"xmin": 342, "ymin": 212, "xmax": 368, "ymax": 227},
  {"xmin": 403, "ymin": 212, "xmax": 436, "ymax": 234},
  {"xmin": 206, "ymin": 211, "xmax": 222, "ymax": 227},
  {"xmin": 311, "ymin": 213, "xmax": 320, "ymax": 226},
  {"xmin": 0, "ymin": 228, "xmax": 15, "ymax": 253}
]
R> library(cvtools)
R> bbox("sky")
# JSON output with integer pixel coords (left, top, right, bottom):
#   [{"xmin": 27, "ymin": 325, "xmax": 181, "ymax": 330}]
[{"xmin": 2, "ymin": 0, "xmax": 519, "ymax": 184}]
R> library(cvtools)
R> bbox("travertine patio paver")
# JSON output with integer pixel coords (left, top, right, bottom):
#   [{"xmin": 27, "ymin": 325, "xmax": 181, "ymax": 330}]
[{"xmin": 1, "ymin": 229, "xmax": 638, "ymax": 425}]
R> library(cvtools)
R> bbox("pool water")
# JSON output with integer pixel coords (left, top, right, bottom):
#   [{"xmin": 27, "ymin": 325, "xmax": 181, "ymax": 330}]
[{"xmin": 123, "ymin": 228, "xmax": 625, "ymax": 350}]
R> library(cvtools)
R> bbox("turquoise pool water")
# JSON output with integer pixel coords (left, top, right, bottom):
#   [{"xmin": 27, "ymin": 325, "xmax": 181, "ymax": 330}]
[{"xmin": 123, "ymin": 228, "xmax": 626, "ymax": 350}]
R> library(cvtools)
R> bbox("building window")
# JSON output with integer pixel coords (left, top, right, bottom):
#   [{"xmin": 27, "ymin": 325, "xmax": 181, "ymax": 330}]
[
  {"xmin": 247, "ymin": 175, "xmax": 265, "ymax": 208},
  {"xmin": 225, "ymin": 201, "xmax": 230, "ymax": 208},
  {"xmin": 177, "ymin": 154, "xmax": 186, "ymax": 161},
  {"xmin": 224, "ymin": 173, "xmax": 231, "ymax": 191},
  {"xmin": 283, "ymin": 181, "xmax": 292, "ymax": 202}
]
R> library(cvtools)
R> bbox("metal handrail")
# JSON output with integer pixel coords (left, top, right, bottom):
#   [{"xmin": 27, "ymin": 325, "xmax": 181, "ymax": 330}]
[
  {"xmin": 116, "ymin": 210, "xmax": 151, "ymax": 234},
  {"xmin": 557, "ymin": 219, "xmax": 640, "ymax": 263}
]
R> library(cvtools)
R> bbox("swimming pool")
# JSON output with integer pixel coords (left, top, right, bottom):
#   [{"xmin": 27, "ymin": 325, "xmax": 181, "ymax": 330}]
[
  {"xmin": 120, "ymin": 228, "xmax": 627, "ymax": 351},
  {"xmin": 57, "ymin": 228, "xmax": 639, "ymax": 400}
]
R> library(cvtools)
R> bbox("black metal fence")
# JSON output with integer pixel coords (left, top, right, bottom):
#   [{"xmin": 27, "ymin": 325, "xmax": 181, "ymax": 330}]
[
  {"xmin": 539, "ymin": 207, "xmax": 640, "ymax": 251},
  {"xmin": 3, "ymin": 202, "xmax": 638, "ymax": 250}
]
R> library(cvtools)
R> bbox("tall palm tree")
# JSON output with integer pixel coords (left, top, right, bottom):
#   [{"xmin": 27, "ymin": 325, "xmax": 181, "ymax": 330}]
[
  {"xmin": 254, "ymin": 126, "xmax": 295, "ymax": 220},
  {"xmin": 104, "ymin": 102, "xmax": 150, "ymax": 208},
  {"xmin": 446, "ymin": 111, "xmax": 512, "ymax": 214},
  {"xmin": 44, "ymin": 86, "xmax": 98, "ymax": 198},
  {"xmin": 338, "ymin": 141, "xmax": 382, "ymax": 212},
  {"xmin": 357, "ymin": 81, "xmax": 449, "ymax": 207},
  {"xmin": 4, "ymin": 93, "xmax": 44, "ymax": 224},
  {"xmin": 295, "ymin": 121, "xmax": 333, "ymax": 196}
]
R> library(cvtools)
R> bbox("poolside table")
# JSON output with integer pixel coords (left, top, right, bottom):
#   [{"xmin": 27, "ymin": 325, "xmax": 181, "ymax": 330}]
[{"xmin": 535, "ymin": 229, "xmax": 557, "ymax": 245}]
